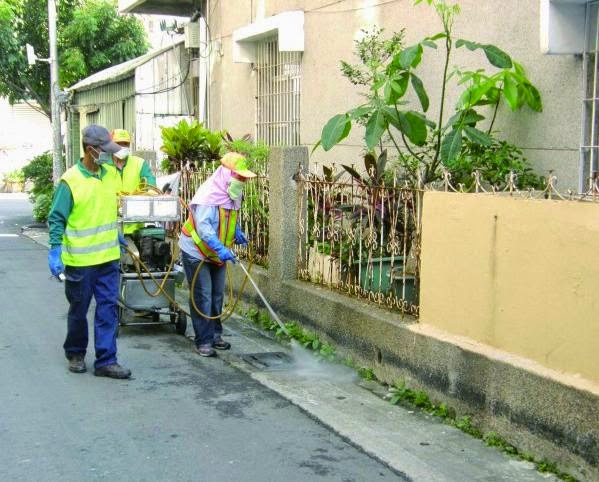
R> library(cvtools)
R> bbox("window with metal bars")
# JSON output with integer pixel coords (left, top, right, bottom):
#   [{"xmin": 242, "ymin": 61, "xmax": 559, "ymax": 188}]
[
  {"xmin": 581, "ymin": 1, "xmax": 599, "ymax": 191},
  {"xmin": 255, "ymin": 38, "xmax": 301, "ymax": 146}
]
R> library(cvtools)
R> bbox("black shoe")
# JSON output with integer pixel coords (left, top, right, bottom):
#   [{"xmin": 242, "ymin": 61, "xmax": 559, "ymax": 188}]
[
  {"xmin": 195, "ymin": 344, "xmax": 217, "ymax": 357},
  {"xmin": 68, "ymin": 354, "xmax": 86, "ymax": 373},
  {"xmin": 94, "ymin": 363, "xmax": 132, "ymax": 379},
  {"xmin": 213, "ymin": 338, "xmax": 231, "ymax": 350}
]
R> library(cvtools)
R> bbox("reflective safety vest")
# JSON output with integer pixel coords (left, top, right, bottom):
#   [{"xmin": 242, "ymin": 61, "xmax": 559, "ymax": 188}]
[
  {"xmin": 61, "ymin": 165, "xmax": 120, "ymax": 267},
  {"xmin": 182, "ymin": 207, "xmax": 237, "ymax": 266},
  {"xmin": 114, "ymin": 155, "xmax": 146, "ymax": 193},
  {"xmin": 114, "ymin": 155, "xmax": 147, "ymax": 235}
]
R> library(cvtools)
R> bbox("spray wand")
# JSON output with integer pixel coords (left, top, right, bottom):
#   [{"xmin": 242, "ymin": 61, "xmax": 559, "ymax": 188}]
[{"xmin": 236, "ymin": 259, "xmax": 289, "ymax": 337}]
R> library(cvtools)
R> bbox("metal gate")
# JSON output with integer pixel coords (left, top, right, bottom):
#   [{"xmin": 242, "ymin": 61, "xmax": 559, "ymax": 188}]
[{"xmin": 255, "ymin": 38, "xmax": 301, "ymax": 146}]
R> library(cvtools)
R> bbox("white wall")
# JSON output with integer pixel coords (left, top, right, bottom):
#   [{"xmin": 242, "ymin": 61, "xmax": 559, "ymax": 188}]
[{"xmin": 0, "ymin": 98, "xmax": 52, "ymax": 176}]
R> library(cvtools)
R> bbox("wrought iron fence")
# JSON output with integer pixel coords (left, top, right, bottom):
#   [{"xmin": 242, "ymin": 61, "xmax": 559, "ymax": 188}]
[
  {"xmin": 431, "ymin": 168, "xmax": 599, "ymax": 202},
  {"xmin": 180, "ymin": 162, "xmax": 270, "ymax": 266},
  {"xmin": 296, "ymin": 165, "xmax": 422, "ymax": 316},
  {"xmin": 295, "ymin": 163, "xmax": 599, "ymax": 318}
]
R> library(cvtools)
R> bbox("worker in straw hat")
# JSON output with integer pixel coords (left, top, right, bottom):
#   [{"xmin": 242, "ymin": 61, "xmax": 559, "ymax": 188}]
[{"xmin": 179, "ymin": 153, "xmax": 256, "ymax": 357}]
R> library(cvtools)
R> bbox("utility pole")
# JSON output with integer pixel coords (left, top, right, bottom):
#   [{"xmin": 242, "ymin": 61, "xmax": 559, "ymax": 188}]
[{"xmin": 48, "ymin": 0, "xmax": 63, "ymax": 183}]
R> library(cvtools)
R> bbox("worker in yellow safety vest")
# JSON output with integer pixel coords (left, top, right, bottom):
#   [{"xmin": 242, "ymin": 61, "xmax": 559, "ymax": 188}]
[
  {"xmin": 47, "ymin": 124, "xmax": 132, "ymax": 379},
  {"xmin": 179, "ymin": 153, "xmax": 256, "ymax": 357},
  {"xmin": 109, "ymin": 128, "xmax": 156, "ymax": 235}
]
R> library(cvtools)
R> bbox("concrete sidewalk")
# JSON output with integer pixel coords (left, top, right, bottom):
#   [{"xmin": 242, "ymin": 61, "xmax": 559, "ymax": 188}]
[{"xmin": 24, "ymin": 227, "xmax": 556, "ymax": 481}]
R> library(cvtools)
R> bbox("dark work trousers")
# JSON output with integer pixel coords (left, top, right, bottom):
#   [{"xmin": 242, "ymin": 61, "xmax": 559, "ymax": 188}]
[
  {"xmin": 182, "ymin": 251, "xmax": 226, "ymax": 347},
  {"xmin": 63, "ymin": 261, "xmax": 120, "ymax": 369}
]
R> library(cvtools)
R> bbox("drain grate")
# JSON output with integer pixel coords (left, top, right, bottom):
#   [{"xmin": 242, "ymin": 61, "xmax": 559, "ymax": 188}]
[{"xmin": 241, "ymin": 352, "xmax": 293, "ymax": 371}]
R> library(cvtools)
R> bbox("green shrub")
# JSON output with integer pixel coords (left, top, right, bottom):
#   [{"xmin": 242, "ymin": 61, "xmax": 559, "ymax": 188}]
[
  {"xmin": 444, "ymin": 139, "xmax": 544, "ymax": 190},
  {"xmin": 160, "ymin": 120, "xmax": 223, "ymax": 173},
  {"xmin": 222, "ymin": 133, "xmax": 270, "ymax": 172},
  {"xmin": 4, "ymin": 169, "xmax": 25, "ymax": 183},
  {"xmin": 22, "ymin": 152, "xmax": 54, "ymax": 223},
  {"xmin": 22, "ymin": 152, "xmax": 53, "ymax": 197},
  {"xmin": 32, "ymin": 192, "xmax": 53, "ymax": 223}
]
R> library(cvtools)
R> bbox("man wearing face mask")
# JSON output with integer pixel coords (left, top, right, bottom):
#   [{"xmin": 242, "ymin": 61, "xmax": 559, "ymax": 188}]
[
  {"xmin": 47, "ymin": 124, "xmax": 132, "ymax": 379},
  {"xmin": 179, "ymin": 152, "xmax": 255, "ymax": 357},
  {"xmin": 108, "ymin": 129, "xmax": 155, "ymax": 235}
]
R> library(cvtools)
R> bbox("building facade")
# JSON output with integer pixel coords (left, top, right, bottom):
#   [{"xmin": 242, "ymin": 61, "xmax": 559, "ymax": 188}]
[
  {"xmin": 67, "ymin": 41, "xmax": 195, "ymax": 168},
  {"xmin": 0, "ymin": 98, "xmax": 52, "ymax": 180},
  {"xmin": 120, "ymin": 0, "xmax": 593, "ymax": 191}
]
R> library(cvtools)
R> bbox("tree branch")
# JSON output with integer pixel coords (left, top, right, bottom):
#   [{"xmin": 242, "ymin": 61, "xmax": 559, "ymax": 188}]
[{"xmin": 1, "ymin": 76, "xmax": 50, "ymax": 118}]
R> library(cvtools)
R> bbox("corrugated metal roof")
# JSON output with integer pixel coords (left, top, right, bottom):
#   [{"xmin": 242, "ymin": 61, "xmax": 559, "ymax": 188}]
[{"xmin": 68, "ymin": 38, "xmax": 185, "ymax": 93}]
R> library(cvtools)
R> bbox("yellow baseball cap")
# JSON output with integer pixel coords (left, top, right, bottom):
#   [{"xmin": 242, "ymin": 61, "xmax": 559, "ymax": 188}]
[
  {"xmin": 220, "ymin": 152, "xmax": 256, "ymax": 178},
  {"xmin": 111, "ymin": 128, "xmax": 131, "ymax": 144}
]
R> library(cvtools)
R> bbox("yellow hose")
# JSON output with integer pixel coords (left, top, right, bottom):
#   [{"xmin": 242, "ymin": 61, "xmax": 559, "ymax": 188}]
[
  {"xmin": 120, "ymin": 184, "xmax": 253, "ymax": 321},
  {"xmin": 124, "ymin": 243, "xmax": 253, "ymax": 322}
]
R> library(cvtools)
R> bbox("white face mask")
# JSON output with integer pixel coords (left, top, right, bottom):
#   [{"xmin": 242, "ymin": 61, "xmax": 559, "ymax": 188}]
[{"xmin": 114, "ymin": 148, "xmax": 130, "ymax": 160}]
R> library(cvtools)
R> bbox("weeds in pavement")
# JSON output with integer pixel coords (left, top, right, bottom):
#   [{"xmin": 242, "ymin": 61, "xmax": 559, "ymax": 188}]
[{"xmin": 240, "ymin": 307, "xmax": 578, "ymax": 482}]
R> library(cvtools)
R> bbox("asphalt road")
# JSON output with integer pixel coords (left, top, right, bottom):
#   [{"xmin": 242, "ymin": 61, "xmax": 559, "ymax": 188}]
[{"xmin": 0, "ymin": 195, "xmax": 406, "ymax": 482}]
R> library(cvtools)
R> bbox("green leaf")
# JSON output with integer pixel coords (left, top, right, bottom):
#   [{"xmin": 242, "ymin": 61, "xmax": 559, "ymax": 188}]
[
  {"xmin": 502, "ymin": 73, "xmax": 519, "ymax": 111},
  {"xmin": 390, "ymin": 72, "xmax": 409, "ymax": 97},
  {"xmin": 410, "ymin": 73, "xmax": 429, "ymax": 112},
  {"xmin": 398, "ymin": 111, "xmax": 428, "ymax": 146},
  {"xmin": 513, "ymin": 61, "xmax": 526, "ymax": 78},
  {"xmin": 440, "ymin": 129, "xmax": 463, "ymax": 162},
  {"xmin": 456, "ymin": 39, "xmax": 513, "ymax": 69},
  {"xmin": 348, "ymin": 105, "xmax": 371, "ymax": 120},
  {"xmin": 364, "ymin": 152, "xmax": 377, "ymax": 176},
  {"xmin": 398, "ymin": 44, "xmax": 423, "ymax": 69},
  {"xmin": 523, "ymin": 84, "xmax": 543, "ymax": 112},
  {"xmin": 321, "ymin": 114, "xmax": 351, "ymax": 151},
  {"xmin": 464, "ymin": 126, "xmax": 492, "ymax": 146},
  {"xmin": 482, "ymin": 44, "xmax": 513, "ymax": 69},
  {"xmin": 376, "ymin": 150, "xmax": 388, "ymax": 180},
  {"xmin": 342, "ymin": 164, "xmax": 364, "ymax": 184},
  {"xmin": 427, "ymin": 32, "xmax": 447, "ymax": 41},
  {"xmin": 446, "ymin": 109, "xmax": 485, "ymax": 129},
  {"xmin": 365, "ymin": 108, "xmax": 388, "ymax": 150},
  {"xmin": 459, "ymin": 79, "xmax": 496, "ymax": 108},
  {"xmin": 456, "ymin": 39, "xmax": 477, "ymax": 50}
]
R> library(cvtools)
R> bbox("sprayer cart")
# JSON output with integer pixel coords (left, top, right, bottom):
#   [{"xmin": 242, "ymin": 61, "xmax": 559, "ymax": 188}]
[{"xmin": 117, "ymin": 195, "xmax": 187, "ymax": 336}]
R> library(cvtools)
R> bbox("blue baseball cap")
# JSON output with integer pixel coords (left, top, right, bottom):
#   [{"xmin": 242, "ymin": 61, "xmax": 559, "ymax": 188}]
[{"xmin": 82, "ymin": 124, "xmax": 123, "ymax": 154}]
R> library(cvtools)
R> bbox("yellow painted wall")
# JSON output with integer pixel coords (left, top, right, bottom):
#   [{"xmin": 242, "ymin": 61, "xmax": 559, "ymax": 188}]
[{"xmin": 419, "ymin": 192, "xmax": 599, "ymax": 384}]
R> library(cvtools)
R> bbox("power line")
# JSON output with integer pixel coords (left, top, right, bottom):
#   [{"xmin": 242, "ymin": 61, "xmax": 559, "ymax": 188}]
[{"xmin": 70, "ymin": 57, "xmax": 195, "ymax": 110}]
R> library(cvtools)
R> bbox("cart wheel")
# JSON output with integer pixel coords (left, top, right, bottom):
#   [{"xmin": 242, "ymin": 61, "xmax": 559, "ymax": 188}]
[
  {"xmin": 170, "ymin": 304, "xmax": 177, "ymax": 324},
  {"xmin": 175, "ymin": 311, "xmax": 187, "ymax": 336},
  {"xmin": 152, "ymin": 312, "xmax": 160, "ymax": 323}
]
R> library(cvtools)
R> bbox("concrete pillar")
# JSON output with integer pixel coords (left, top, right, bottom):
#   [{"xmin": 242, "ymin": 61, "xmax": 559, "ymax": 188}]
[{"xmin": 268, "ymin": 146, "xmax": 309, "ymax": 286}]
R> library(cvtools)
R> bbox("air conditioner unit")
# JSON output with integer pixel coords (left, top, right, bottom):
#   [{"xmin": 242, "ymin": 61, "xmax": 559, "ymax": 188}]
[{"xmin": 184, "ymin": 22, "xmax": 201, "ymax": 49}]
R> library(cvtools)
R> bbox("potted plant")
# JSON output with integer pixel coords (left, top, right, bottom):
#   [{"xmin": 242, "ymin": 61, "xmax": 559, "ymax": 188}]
[{"xmin": 160, "ymin": 120, "xmax": 224, "ymax": 173}]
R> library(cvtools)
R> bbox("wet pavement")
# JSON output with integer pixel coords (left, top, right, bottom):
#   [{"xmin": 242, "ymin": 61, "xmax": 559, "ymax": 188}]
[{"xmin": 0, "ymin": 195, "xmax": 406, "ymax": 481}]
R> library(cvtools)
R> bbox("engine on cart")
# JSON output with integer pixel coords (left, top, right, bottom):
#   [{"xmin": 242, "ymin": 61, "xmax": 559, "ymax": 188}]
[{"xmin": 123, "ymin": 226, "xmax": 173, "ymax": 272}]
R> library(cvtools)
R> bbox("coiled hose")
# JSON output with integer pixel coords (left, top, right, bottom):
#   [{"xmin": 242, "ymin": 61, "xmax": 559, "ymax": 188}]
[{"xmin": 123, "ymin": 243, "xmax": 253, "ymax": 322}]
